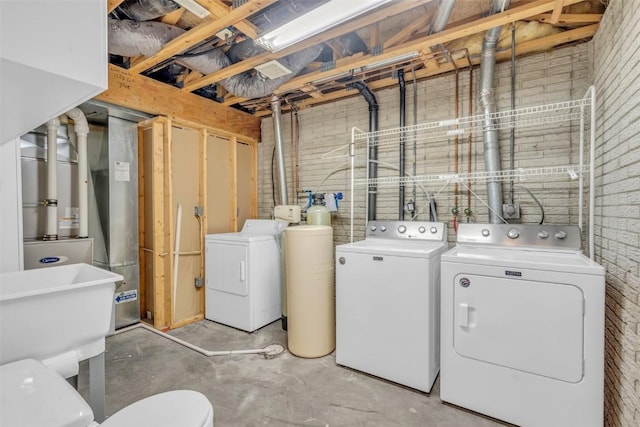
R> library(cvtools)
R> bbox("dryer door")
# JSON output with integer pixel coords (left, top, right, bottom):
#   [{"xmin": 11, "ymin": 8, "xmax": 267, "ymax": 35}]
[
  {"xmin": 207, "ymin": 242, "xmax": 248, "ymax": 296},
  {"xmin": 453, "ymin": 274, "xmax": 584, "ymax": 382}
]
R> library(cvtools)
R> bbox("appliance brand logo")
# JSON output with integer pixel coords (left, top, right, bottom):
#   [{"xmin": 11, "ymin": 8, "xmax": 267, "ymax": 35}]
[
  {"xmin": 505, "ymin": 270, "xmax": 522, "ymax": 277},
  {"xmin": 373, "ymin": 256, "xmax": 383, "ymax": 261},
  {"xmin": 38, "ymin": 256, "xmax": 68, "ymax": 264}
]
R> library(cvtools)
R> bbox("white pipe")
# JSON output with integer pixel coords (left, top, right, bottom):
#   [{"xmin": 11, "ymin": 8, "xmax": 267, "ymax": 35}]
[
  {"xmin": 112, "ymin": 323, "xmax": 279, "ymax": 356},
  {"xmin": 588, "ymin": 85, "xmax": 596, "ymax": 260},
  {"xmin": 172, "ymin": 203, "xmax": 183, "ymax": 321},
  {"xmin": 65, "ymin": 108, "xmax": 90, "ymax": 238},
  {"xmin": 45, "ymin": 118, "xmax": 60, "ymax": 239}
]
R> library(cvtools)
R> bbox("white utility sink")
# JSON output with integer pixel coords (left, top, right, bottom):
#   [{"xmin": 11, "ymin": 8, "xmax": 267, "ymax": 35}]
[{"xmin": 0, "ymin": 263, "xmax": 122, "ymax": 368}]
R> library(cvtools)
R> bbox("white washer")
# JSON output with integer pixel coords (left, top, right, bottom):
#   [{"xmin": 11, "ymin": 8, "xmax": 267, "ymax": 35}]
[
  {"xmin": 336, "ymin": 221, "xmax": 448, "ymax": 392},
  {"xmin": 205, "ymin": 220, "xmax": 283, "ymax": 332},
  {"xmin": 440, "ymin": 223, "xmax": 605, "ymax": 427}
]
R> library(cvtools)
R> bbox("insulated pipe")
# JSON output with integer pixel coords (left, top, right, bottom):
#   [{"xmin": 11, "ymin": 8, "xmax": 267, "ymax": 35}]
[
  {"xmin": 479, "ymin": 0, "xmax": 511, "ymax": 223},
  {"xmin": 271, "ymin": 96, "xmax": 289, "ymax": 205},
  {"xmin": 351, "ymin": 82, "xmax": 379, "ymax": 221},
  {"xmin": 398, "ymin": 69, "xmax": 406, "ymax": 220},
  {"xmin": 45, "ymin": 118, "xmax": 60, "ymax": 240},
  {"xmin": 66, "ymin": 108, "xmax": 90, "ymax": 238},
  {"xmin": 428, "ymin": 0, "xmax": 457, "ymax": 34}
]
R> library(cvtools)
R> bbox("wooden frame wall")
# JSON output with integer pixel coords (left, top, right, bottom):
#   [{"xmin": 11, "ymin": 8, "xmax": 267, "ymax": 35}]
[{"xmin": 138, "ymin": 116, "xmax": 258, "ymax": 330}]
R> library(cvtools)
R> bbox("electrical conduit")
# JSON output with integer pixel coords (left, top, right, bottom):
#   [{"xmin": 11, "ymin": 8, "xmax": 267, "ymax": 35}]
[{"xmin": 398, "ymin": 69, "xmax": 406, "ymax": 220}]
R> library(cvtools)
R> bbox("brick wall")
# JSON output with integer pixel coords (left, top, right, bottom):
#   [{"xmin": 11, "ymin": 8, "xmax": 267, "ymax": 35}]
[
  {"xmin": 260, "ymin": 42, "xmax": 590, "ymax": 247},
  {"xmin": 592, "ymin": 0, "xmax": 640, "ymax": 425}
]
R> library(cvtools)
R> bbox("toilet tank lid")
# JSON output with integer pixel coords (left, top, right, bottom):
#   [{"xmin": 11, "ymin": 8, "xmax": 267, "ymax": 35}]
[
  {"xmin": 0, "ymin": 359, "xmax": 94, "ymax": 427},
  {"xmin": 101, "ymin": 390, "xmax": 213, "ymax": 427}
]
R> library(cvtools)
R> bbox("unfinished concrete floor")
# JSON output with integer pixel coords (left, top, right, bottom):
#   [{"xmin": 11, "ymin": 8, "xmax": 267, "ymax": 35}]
[{"xmin": 80, "ymin": 320, "xmax": 507, "ymax": 426}]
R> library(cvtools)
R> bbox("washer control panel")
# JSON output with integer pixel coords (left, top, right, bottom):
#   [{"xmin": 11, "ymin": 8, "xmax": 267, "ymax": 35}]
[
  {"xmin": 457, "ymin": 223, "xmax": 581, "ymax": 250},
  {"xmin": 366, "ymin": 221, "xmax": 446, "ymax": 241}
]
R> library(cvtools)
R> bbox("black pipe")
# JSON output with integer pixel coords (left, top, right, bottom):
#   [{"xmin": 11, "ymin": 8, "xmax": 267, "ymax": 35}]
[
  {"xmin": 398, "ymin": 69, "xmax": 406, "ymax": 220},
  {"xmin": 351, "ymin": 82, "xmax": 379, "ymax": 221}
]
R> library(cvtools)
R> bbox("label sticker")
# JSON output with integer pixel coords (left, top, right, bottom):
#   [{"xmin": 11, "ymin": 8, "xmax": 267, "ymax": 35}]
[
  {"xmin": 59, "ymin": 207, "xmax": 80, "ymax": 229},
  {"xmin": 39, "ymin": 256, "xmax": 69, "ymax": 265},
  {"xmin": 115, "ymin": 289, "xmax": 138, "ymax": 304},
  {"xmin": 505, "ymin": 270, "xmax": 522, "ymax": 277},
  {"xmin": 114, "ymin": 161, "xmax": 130, "ymax": 182}
]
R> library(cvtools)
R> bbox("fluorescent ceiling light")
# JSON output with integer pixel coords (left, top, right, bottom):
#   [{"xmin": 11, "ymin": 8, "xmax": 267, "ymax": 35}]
[{"xmin": 255, "ymin": 0, "xmax": 392, "ymax": 52}]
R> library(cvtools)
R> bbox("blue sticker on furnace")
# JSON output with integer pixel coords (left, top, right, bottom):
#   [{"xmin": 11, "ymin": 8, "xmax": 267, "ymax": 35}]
[
  {"xmin": 39, "ymin": 257, "xmax": 60, "ymax": 264},
  {"xmin": 115, "ymin": 290, "xmax": 138, "ymax": 304}
]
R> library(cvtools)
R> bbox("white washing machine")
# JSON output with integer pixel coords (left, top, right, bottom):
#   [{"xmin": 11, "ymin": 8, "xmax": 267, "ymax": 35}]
[
  {"xmin": 205, "ymin": 220, "xmax": 285, "ymax": 332},
  {"xmin": 440, "ymin": 223, "xmax": 605, "ymax": 427},
  {"xmin": 336, "ymin": 221, "xmax": 448, "ymax": 392}
]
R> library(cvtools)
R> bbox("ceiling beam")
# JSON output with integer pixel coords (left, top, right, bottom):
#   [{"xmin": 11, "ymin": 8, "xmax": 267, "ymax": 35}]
[
  {"xmin": 273, "ymin": 0, "xmax": 585, "ymax": 95},
  {"xmin": 129, "ymin": 0, "xmax": 277, "ymax": 73},
  {"xmin": 96, "ymin": 64, "xmax": 261, "ymax": 141},
  {"xmin": 549, "ymin": 0, "xmax": 566, "ymax": 24},
  {"xmin": 196, "ymin": 0, "xmax": 260, "ymax": 39},
  {"xmin": 255, "ymin": 23, "xmax": 598, "ymax": 116},
  {"xmin": 107, "ymin": 0, "xmax": 124, "ymax": 13},
  {"xmin": 528, "ymin": 13, "xmax": 602, "ymax": 24},
  {"xmin": 384, "ymin": 6, "xmax": 437, "ymax": 50},
  {"xmin": 181, "ymin": 0, "xmax": 436, "ymax": 92}
]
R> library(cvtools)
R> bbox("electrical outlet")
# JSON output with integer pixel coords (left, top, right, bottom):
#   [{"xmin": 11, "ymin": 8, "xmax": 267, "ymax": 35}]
[
  {"xmin": 194, "ymin": 205, "xmax": 203, "ymax": 217},
  {"xmin": 194, "ymin": 277, "xmax": 204, "ymax": 289},
  {"xmin": 502, "ymin": 203, "xmax": 521, "ymax": 219}
]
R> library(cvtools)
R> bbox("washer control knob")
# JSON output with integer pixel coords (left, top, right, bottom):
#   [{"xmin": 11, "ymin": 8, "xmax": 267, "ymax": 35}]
[
  {"xmin": 507, "ymin": 228, "xmax": 520, "ymax": 239},
  {"xmin": 430, "ymin": 227, "xmax": 438, "ymax": 234},
  {"xmin": 481, "ymin": 229, "xmax": 490, "ymax": 237},
  {"xmin": 398, "ymin": 225, "xmax": 407, "ymax": 234},
  {"xmin": 554, "ymin": 230, "xmax": 567, "ymax": 240},
  {"xmin": 418, "ymin": 226, "xmax": 426, "ymax": 233},
  {"xmin": 370, "ymin": 225, "xmax": 377, "ymax": 232},
  {"xmin": 380, "ymin": 226, "xmax": 387, "ymax": 232},
  {"xmin": 538, "ymin": 230, "xmax": 549, "ymax": 239}
]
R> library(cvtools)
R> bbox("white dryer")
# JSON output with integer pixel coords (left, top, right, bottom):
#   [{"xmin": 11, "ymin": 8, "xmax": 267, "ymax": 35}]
[
  {"xmin": 440, "ymin": 223, "xmax": 605, "ymax": 427},
  {"xmin": 205, "ymin": 220, "xmax": 284, "ymax": 332},
  {"xmin": 336, "ymin": 221, "xmax": 448, "ymax": 393}
]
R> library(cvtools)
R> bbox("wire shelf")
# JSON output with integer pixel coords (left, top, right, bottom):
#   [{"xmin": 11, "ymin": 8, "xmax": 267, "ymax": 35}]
[
  {"xmin": 355, "ymin": 165, "xmax": 590, "ymax": 187},
  {"xmin": 352, "ymin": 98, "xmax": 591, "ymax": 147}
]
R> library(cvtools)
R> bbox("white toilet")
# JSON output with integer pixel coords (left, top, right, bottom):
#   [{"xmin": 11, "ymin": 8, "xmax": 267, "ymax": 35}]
[{"xmin": 1, "ymin": 359, "xmax": 214, "ymax": 427}]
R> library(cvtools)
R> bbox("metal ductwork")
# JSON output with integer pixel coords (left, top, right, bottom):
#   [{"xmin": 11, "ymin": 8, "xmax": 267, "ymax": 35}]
[
  {"xmin": 107, "ymin": 19, "xmax": 322, "ymax": 100},
  {"xmin": 271, "ymin": 96, "xmax": 288, "ymax": 205},
  {"xmin": 479, "ymin": 0, "xmax": 511, "ymax": 223},
  {"xmin": 350, "ymin": 82, "xmax": 379, "ymax": 221},
  {"xmin": 429, "ymin": 0, "xmax": 456, "ymax": 34},
  {"xmin": 111, "ymin": 0, "xmax": 180, "ymax": 21},
  {"xmin": 108, "ymin": 19, "xmax": 184, "ymax": 57}
]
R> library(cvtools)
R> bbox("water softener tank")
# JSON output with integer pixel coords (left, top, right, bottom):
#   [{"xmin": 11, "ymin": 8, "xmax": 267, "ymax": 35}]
[
  {"xmin": 306, "ymin": 193, "xmax": 331, "ymax": 226},
  {"xmin": 285, "ymin": 225, "xmax": 334, "ymax": 358}
]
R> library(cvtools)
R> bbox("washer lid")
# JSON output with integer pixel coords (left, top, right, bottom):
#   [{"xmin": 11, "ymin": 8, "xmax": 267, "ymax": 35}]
[
  {"xmin": 442, "ymin": 245, "xmax": 605, "ymax": 275},
  {"xmin": 336, "ymin": 238, "xmax": 448, "ymax": 258},
  {"xmin": 0, "ymin": 359, "xmax": 94, "ymax": 427},
  {"xmin": 101, "ymin": 390, "xmax": 213, "ymax": 427}
]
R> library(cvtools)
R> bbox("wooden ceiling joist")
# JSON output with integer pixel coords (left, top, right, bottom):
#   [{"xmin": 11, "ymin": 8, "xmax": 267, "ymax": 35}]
[
  {"xmin": 383, "ymin": 6, "xmax": 437, "ymax": 50},
  {"xmin": 273, "ymin": 0, "xmax": 585, "ymax": 95},
  {"xmin": 97, "ymin": 64, "xmax": 260, "ymax": 141},
  {"xmin": 255, "ymin": 23, "xmax": 598, "ymax": 117},
  {"xmin": 107, "ymin": 0, "xmax": 124, "ymax": 13},
  {"xmin": 181, "ymin": 0, "xmax": 437, "ymax": 92},
  {"xmin": 196, "ymin": 0, "xmax": 260, "ymax": 39},
  {"xmin": 549, "ymin": 0, "xmax": 567, "ymax": 24},
  {"xmin": 129, "ymin": 0, "xmax": 277, "ymax": 74},
  {"xmin": 530, "ymin": 13, "xmax": 602, "ymax": 24}
]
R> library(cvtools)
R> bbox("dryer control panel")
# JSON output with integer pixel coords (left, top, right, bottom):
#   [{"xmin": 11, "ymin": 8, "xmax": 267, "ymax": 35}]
[
  {"xmin": 366, "ymin": 221, "xmax": 446, "ymax": 241},
  {"xmin": 456, "ymin": 223, "xmax": 581, "ymax": 250}
]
